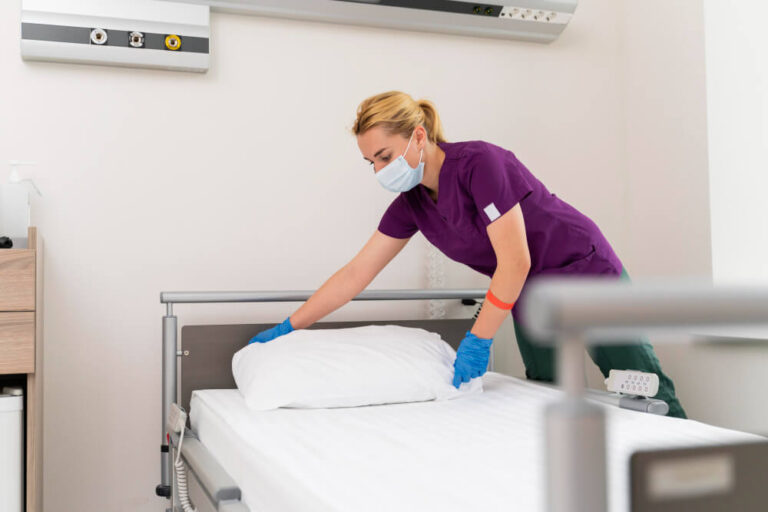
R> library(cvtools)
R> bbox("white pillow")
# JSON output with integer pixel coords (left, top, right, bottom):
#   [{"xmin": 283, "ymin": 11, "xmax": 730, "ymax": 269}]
[{"xmin": 232, "ymin": 324, "xmax": 482, "ymax": 411}]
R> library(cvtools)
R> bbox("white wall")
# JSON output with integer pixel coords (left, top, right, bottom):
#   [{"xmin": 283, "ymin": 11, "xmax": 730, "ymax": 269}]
[
  {"xmin": 595, "ymin": 0, "xmax": 768, "ymax": 437},
  {"xmin": 704, "ymin": 0, "xmax": 768, "ymax": 284},
  {"xmin": 620, "ymin": 1, "xmax": 712, "ymax": 278},
  {"xmin": 583, "ymin": 0, "xmax": 714, "ymax": 394},
  {"xmin": 0, "ymin": 1, "xmax": 731, "ymax": 510},
  {"xmin": 650, "ymin": 0, "xmax": 768, "ymax": 436}
]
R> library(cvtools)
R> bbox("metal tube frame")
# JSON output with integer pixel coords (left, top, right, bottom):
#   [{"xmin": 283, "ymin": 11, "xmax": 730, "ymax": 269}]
[
  {"xmin": 156, "ymin": 288, "xmax": 486, "ymax": 504},
  {"xmin": 521, "ymin": 279, "xmax": 768, "ymax": 512}
]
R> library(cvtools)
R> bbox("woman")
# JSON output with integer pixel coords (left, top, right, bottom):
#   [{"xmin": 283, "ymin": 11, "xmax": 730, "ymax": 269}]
[{"xmin": 250, "ymin": 91, "xmax": 686, "ymax": 419}]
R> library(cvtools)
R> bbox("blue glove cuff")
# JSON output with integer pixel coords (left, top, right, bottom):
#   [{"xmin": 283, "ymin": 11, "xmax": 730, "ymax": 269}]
[
  {"xmin": 248, "ymin": 317, "xmax": 295, "ymax": 345},
  {"xmin": 465, "ymin": 331, "xmax": 493, "ymax": 347}
]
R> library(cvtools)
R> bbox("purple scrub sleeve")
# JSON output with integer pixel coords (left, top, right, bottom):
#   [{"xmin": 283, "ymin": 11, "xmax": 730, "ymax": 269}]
[
  {"xmin": 378, "ymin": 194, "xmax": 418, "ymax": 239},
  {"xmin": 467, "ymin": 148, "xmax": 533, "ymax": 227}
]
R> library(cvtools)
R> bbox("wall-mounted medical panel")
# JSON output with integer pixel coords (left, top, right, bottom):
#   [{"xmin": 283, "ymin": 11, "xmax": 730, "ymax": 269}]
[
  {"xmin": 20, "ymin": 0, "xmax": 210, "ymax": 73},
  {"xmin": 171, "ymin": 0, "xmax": 577, "ymax": 44}
]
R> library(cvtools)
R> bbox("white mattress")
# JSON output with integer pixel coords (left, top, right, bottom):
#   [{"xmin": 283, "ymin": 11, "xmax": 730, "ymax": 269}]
[{"xmin": 190, "ymin": 372, "xmax": 761, "ymax": 512}]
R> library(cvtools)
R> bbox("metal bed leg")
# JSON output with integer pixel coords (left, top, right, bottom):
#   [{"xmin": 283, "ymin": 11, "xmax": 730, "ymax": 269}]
[
  {"xmin": 157, "ymin": 303, "xmax": 177, "ymax": 500},
  {"xmin": 545, "ymin": 336, "xmax": 607, "ymax": 512}
]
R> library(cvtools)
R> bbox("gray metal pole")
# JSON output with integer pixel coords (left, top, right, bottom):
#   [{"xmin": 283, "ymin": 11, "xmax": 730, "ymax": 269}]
[
  {"xmin": 545, "ymin": 335, "xmax": 607, "ymax": 512},
  {"xmin": 160, "ymin": 312, "xmax": 177, "ymax": 496},
  {"xmin": 522, "ymin": 279, "xmax": 768, "ymax": 340},
  {"xmin": 160, "ymin": 289, "xmax": 486, "ymax": 304}
]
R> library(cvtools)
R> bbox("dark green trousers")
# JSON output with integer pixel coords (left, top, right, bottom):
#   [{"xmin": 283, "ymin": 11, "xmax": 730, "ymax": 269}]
[{"xmin": 513, "ymin": 268, "xmax": 687, "ymax": 418}]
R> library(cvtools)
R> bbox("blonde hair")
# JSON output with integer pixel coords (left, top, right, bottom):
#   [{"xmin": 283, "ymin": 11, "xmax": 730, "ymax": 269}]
[{"xmin": 352, "ymin": 91, "xmax": 446, "ymax": 144}]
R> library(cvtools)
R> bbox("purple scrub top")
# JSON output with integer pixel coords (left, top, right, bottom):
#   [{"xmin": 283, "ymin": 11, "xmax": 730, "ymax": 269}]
[{"xmin": 378, "ymin": 141, "xmax": 623, "ymax": 315}]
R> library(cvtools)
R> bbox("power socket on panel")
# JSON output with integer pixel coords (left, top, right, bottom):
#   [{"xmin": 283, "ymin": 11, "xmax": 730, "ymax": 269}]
[
  {"xmin": 500, "ymin": 6, "xmax": 571, "ymax": 24},
  {"xmin": 605, "ymin": 370, "xmax": 659, "ymax": 398},
  {"xmin": 20, "ymin": 0, "xmax": 210, "ymax": 72},
  {"xmin": 90, "ymin": 28, "xmax": 108, "ymax": 45},
  {"xmin": 129, "ymin": 31, "xmax": 144, "ymax": 48}
]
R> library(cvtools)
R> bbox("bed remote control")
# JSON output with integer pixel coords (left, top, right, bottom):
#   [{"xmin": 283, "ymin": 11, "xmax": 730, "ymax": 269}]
[
  {"xmin": 605, "ymin": 370, "xmax": 659, "ymax": 398},
  {"xmin": 167, "ymin": 403, "xmax": 188, "ymax": 434}
]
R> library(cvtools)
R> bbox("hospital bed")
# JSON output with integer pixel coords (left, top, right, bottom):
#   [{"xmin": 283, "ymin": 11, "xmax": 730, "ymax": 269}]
[{"xmin": 154, "ymin": 288, "xmax": 768, "ymax": 512}]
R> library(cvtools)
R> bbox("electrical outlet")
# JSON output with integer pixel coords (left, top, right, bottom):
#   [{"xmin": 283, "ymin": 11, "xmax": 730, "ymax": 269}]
[
  {"xmin": 500, "ymin": 6, "xmax": 571, "ymax": 24},
  {"xmin": 129, "ymin": 31, "xmax": 144, "ymax": 48},
  {"xmin": 90, "ymin": 28, "xmax": 108, "ymax": 45}
]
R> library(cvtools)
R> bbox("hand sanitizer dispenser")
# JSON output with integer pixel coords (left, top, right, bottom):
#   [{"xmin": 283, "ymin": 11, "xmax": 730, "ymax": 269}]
[{"xmin": 0, "ymin": 161, "xmax": 41, "ymax": 249}]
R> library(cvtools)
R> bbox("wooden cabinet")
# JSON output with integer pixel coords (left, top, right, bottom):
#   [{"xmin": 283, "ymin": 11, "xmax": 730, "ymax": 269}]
[
  {"xmin": 0, "ymin": 251, "xmax": 35, "ymax": 311},
  {"xmin": 0, "ymin": 312, "xmax": 35, "ymax": 373},
  {"xmin": 0, "ymin": 227, "xmax": 43, "ymax": 512}
]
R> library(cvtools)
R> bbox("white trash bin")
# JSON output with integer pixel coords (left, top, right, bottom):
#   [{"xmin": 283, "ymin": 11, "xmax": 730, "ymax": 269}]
[{"xmin": 0, "ymin": 386, "xmax": 23, "ymax": 512}]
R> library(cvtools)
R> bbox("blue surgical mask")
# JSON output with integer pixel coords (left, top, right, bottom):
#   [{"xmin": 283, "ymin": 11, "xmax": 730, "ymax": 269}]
[{"xmin": 375, "ymin": 131, "xmax": 424, "ymax": 193}]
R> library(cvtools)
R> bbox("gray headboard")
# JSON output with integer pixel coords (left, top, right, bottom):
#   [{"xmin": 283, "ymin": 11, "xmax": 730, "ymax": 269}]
[{"xmin": 180, "ymin": 319, "xmax": 473, "ymax": 413}]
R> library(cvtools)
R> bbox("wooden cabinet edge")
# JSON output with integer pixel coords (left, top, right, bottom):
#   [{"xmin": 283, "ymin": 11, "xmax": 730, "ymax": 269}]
[{"xmin": 25, "ymin": 226, "xmax": 43, "ymax": 512}]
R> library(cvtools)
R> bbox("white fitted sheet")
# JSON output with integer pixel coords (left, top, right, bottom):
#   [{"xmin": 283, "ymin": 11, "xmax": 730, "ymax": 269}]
[{"xmin": 189, "ymin": 372, "xmax": 762, "ymax": 512}]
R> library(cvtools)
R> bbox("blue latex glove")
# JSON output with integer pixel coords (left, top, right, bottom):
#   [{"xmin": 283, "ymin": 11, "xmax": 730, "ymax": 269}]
[
  {"xmin": 248, "ymin": 317, "xmax": 294, "ymax": 344},
  {"xmin": 452, "ymin": 331, "xmax": 493, "ymax": 388}
]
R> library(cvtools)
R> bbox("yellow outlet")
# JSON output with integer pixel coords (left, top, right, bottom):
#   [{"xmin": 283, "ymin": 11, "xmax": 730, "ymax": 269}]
[{"xmin": 165, "ymin": 34, "xmax": 181, "ymax": 51}]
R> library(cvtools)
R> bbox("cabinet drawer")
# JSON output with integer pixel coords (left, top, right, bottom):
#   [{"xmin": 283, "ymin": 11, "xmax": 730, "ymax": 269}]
[
  {"xmin": 0, "ymin": 312, "xmax": 34, "ymax": 374},
  {"xmin": 0, "ymin": 250, "xmax": 35, "ymax": 311}
]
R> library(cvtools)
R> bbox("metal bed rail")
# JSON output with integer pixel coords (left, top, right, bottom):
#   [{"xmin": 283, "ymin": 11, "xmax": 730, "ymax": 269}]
[
  {"xmin": 168, "ymin": 429, "xmax": 248, "ymax": 512},
  {"xmin": 160, "ymin": 288, "xmax": 489, "ymax": 305},
  {"xmin": 533, "ymin": 381, "xmax": 670, "ymax": 415},
  {"xmin": 521, "ymin": 278, "xmax": 768, "ymax": 512},
  {"xmin": 155, "ymin": 288, "xmax": 486, "ymax": 505}
]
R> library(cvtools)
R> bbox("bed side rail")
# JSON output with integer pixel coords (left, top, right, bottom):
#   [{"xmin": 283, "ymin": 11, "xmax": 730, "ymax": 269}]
[
  {"xmin": 585, "ymin": 389, "xmax": 668, "ymax": 415},
  {"xmin": 218, "ymin": 503, "xmax": 250, "ymax": 512},
  {"xmin": 534, "ymin": 381, "xmax": 670, "ymax": 415},
  {"xmin": 170, "ymin": 429, "xmax": 248, "ymax": 511}
]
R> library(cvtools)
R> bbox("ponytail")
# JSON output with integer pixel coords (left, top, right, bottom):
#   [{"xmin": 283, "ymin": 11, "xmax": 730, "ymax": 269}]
[
  {"xmin": 353, "ymin": 91, "xmax": 447, "ymax": 144},
  {"xmin": 417, "ymin": 99, "xmax": 446, "ymax": 144}
]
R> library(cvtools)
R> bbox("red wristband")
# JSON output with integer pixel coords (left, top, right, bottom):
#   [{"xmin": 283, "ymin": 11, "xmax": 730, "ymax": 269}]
[{"xmin": 485, "ymin": 290, "xmax": 515, "ymax": 310}]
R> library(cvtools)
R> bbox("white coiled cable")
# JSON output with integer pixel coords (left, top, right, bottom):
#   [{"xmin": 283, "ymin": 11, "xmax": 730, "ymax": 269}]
[{"xmin": 174, "ymin": 424, "xmax": 197, "ymax": 512}]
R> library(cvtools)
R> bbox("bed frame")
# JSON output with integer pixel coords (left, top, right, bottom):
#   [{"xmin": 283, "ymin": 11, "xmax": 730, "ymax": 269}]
[
  {"xmin": 523, "ymin": 278, "xmax": 768, "ymax": 512},
  {"xmin": 155, "ymin": 289, "xmax": 486, "ymax": 512},
  {"xmin": 153, "ymin": 285, "xmax": 764, "ymax": 512},
  {"xmin": 175, "ymin": 317, "xmax": 482, "ymax": 512}
]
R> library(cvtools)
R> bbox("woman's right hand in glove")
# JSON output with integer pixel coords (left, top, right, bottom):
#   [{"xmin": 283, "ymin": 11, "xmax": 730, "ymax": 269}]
[{"xmin": 248, "ymin": 317, "xmax": 294, "ymax": 344}]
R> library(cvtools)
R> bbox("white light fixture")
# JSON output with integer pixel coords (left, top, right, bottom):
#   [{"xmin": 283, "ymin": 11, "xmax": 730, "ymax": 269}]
[{"xmin": 169, "ymin": 0, "xmax": 578, "ymax": 44}]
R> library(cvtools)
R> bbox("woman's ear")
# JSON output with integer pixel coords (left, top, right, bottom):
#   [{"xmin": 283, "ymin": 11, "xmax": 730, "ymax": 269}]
[{"xmin": 415, "ymin": 125, "xmax": 428, "ymax": 150}]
